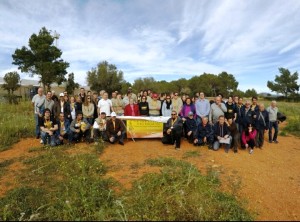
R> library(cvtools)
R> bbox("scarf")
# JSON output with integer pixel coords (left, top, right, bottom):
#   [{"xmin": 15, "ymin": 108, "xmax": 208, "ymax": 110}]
[{"xmin": 165, "ymin": 100, "xmax": 172, "ymax": 110}]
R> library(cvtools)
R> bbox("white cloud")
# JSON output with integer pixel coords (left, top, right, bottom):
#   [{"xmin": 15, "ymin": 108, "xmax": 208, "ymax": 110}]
[{"xmin": 0, "ymin": 0, "xmax": 300, "ymax": 93}]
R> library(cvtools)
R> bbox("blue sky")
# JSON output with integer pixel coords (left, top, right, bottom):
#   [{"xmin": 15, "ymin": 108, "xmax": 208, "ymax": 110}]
[{"xmin": 1, "ymin": 0, "xmax": 300, "ymax": 93}]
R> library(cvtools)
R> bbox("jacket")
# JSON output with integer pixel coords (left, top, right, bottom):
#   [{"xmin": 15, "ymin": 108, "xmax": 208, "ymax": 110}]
[
  {"xmin": 56, "ymin": 119, "xmax": 71, "ymax": 136},
  {"xmin": 163, "ymin": 117, "xmax": 183, "ymax": 135},
  {"xmin": 124, "ymin": 104, "xmax": 140, "ymax": 116},
  {"xmin": 196, "ymin": 123, "xmax": 214, "ymax": 140},
  {"xmin": 213, "ymin": 122, "xmax": 230, "ymax": 139},
  {"xmin": 255, "ymin": 110, "xmax": 269, "ymax": 130},
  {"xmin": 241, "ymin": 106, "xmax": 255, "ymax": 128},
  {"xmin": 242, "ymin": 129, "xmax": 257, "ymax": 145},
  {"xmin": 106, "ymin": 118, "xmax": 125, "ymax": 137}
]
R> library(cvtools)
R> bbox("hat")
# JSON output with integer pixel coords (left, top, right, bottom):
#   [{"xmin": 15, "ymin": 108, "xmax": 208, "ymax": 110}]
[
  {"xmin": 59, "ymin": 93, "xmax": 64, "ymax": 97},
  {"xmin": 128, "ymin": 87, "xmax": 132, "ymax": 90},
  {"xmin": 188, "ymin": 111, "xmax": 194, "ymax": 116},
  {"xmin": 152, "ymin": 93, "xmax": 158, "ymax": 98},
  {"xmin": 111, "ymin": 112, "xmax": 117, "ymax": 117},
  {"xmin": 100, "ymin": 112, "xmax": 106, "ymax": 115}
]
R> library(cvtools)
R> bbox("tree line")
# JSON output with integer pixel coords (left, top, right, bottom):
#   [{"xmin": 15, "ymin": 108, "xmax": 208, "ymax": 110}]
[{"xmin": 2, "ymin": 27, "xmax": 299, "ymax": 103}]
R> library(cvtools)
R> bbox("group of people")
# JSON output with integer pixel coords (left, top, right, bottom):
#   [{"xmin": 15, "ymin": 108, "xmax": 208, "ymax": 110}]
[{"xmin": 32, "ymin": 87, "xmax": 281, "ymax": 154}]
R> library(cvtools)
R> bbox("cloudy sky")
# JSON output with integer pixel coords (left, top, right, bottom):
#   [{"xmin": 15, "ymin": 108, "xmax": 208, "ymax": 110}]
[{"xmin": 1, "ymin": 0, "xmax": 300, "ymax": 93}]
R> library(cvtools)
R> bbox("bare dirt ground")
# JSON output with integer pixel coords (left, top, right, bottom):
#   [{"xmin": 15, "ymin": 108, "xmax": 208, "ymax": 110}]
[{"xmin": 1, "ymin": 133, "xmax": 299, "ymax": 221}]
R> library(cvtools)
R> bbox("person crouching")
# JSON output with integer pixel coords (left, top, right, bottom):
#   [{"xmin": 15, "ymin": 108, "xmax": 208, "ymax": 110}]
[
  {"xmin": 162, "ymin": 111, "xmax": 183, "ymax": 150},
  {"xmin": 39, "ymin": 108, "xmax": 58, "ymax": 147},
  {"xmin": 106, "ymin": 112, "xmax": 125, "ymax": 145},
  {"xmin": 70, "ymin": 111, "xmax": 91, "ymax": 143}
]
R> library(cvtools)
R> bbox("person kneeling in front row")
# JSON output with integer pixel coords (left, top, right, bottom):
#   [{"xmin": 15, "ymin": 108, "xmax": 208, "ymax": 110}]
[
  {"xmin": 194, "ymin": 116, "xmax": 214, "ymax": 149},
  {"xmin": 162, "ymin": 111, "xmax": 183, "ymax": 150},
  {"xmin": 242, "ymin": 123, "xmax": 257, "ymax": 154},
  {"xmin": 56, "ymin": 112, "xmax": 72, "ymax": 145},
  {"xmin": 93, "ymin": 112, "xmax": 108, "ymax": 144},
  {"xmin": 213, "ymin": 115, "xmax": 232, "ymax": 153},
  {"xmin": 70, "ymin": 111, "xmax": 91, "ymax": 143},
  {"xmin": 106, "ymin": 112, "xmax": 125, "ymax": 145},
  {"xmin": 39, "ymin": 108, "xmax": 58, "ymax": 147}
]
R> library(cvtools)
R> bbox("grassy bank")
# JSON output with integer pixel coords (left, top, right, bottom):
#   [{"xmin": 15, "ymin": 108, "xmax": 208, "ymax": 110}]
[{"xmin": 0, "ymin": 102, "xmax": 34, "ymax": 151}]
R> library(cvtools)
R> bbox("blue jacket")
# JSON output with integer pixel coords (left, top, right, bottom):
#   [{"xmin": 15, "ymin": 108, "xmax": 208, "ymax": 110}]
[
  {"xmin": 213, "ymin": 122, "xmax": 230, "ymax": 139},
  {"xmin": 196, "ymin": 123, "xmax": 214, "ymax": 140},
  {"xmin": 255, "ymin": 110, "xmax": 269, "ymax": 130},
  {"xmin": 241, "ymin": 106, "xmax": 255, "ymax": 128},
  {"xmin": 56, "ymin": 119, "xmax": 71, "ymax": 136},
  {"xmin": 185, "ymin": 118, "xmax": 198, "ymax": 133}
]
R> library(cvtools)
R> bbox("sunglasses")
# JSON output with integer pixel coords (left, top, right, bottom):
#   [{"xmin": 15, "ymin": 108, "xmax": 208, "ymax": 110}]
[
  {"xmin": 174, "ymin": 94, "xmax": 178, "ymax": 96},
  {"xmin": 171, "ymin": 114, "xmax": 176, "ymax": 115},
  {"xmin": 166, "ymin": 98, "xmax": 170, "ymax": 99}
]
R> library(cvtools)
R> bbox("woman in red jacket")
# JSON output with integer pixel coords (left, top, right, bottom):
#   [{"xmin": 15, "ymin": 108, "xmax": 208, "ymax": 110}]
[
  {"xmin": 124, "ymin": 98, "xmax": 140, "ymax": 116},
  {"xmin": 242, "ymin": 123, "xmax": 257, "ymax": 154}
]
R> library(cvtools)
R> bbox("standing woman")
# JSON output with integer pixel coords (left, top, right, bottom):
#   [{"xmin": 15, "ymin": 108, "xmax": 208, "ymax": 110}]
[
  {"xmin": 139, "ymin": 96, "xmax": 149, "ymax": 116},
  {"xmin": 70, "ymin": 96, "xmax": 77, "ymax": 121},
  {"xmin": 124, "ymin": 98, "xmax": 140, "ymax": 116},
  {"xmin": 161, "ymin": 95, "xmax": 173, "ymax": 117},
  {"xmin": 82, "ymin": 96, "xmax": 95, "ymax": 126},
  {"xmin": 242, "ymin": 123, "xmax": 257, "ymax": 154}
]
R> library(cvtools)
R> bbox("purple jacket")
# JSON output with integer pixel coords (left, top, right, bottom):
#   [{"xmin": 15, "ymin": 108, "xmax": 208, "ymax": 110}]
[{"xmin": 180, "ymin": 104, "xmax": 196, "ymax": 118}]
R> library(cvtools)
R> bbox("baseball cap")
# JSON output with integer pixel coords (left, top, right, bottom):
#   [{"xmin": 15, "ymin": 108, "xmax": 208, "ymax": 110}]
[
  {"xmin": 59, "ymin": 93, "xmax": 64, "ymax": 97},
  {"xmin": 100, "ymin": 112, "xmax": 106, "ymax": 115},
  {"xmin": 152, "ymin": 93, "xmax": 158, "ymax": 98},
  {"xmin": 111, "ymin": 112, "xmax": 117, "ymax": 117}
]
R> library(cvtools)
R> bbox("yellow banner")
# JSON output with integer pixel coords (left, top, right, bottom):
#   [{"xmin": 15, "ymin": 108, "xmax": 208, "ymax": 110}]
[{"xmin": 126, "ymin": 119, "xmax": 163, "ymax": 138}]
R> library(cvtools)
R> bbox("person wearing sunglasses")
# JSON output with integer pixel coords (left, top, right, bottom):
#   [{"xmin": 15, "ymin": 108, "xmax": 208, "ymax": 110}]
[
  {"xmin": 139, "ymin": 96, "xmax": 149, "ymax": 116},
  {"xmin": 162, "ymin": 111, "xmax": 183, "ymax": 150},
  {"xmin": 171, "ymin": 93, "xmax": 183, "ymax": 115},
  {"xmin": 161, "ymin": 95, "xmax": 173, "ymax": 117}
]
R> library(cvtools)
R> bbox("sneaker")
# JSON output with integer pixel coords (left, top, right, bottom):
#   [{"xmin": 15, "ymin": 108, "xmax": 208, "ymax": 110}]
[
  {"xmin": 119, "ymin": 141, "xmax": 124, "ymax": 145},
  {"xmin": 94, "ymin": 142, "xmax": 99, "ymax": 145},
  {"xmin": 249, "ymin": 149, "xmax": 253, "ymax": 154},
  {"xmin": 175, "ymin": 147, "xmax": 180, "ymax": 150},
  {"xmin": 40, "ymin": 139, "xmax": 43, "ymax": 144},
  {"xmin": 273, "ymin": 140, "xmax": 279, "ymax": 144}
]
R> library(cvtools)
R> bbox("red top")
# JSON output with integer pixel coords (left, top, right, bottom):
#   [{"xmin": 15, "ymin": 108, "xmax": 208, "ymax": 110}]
[
  {"xmin": 242, "ymin": 129, "xmax": 257, "ymax": 145},
  {"xmin": 124, "ymin": 104, "xmax": 140, "ymax": 116}
]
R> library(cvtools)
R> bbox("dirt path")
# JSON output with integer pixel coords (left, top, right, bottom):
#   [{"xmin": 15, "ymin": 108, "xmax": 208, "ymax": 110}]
[
  {"xmin": 0, "ymin": 135, "xmax": 299, "ymax": 221},
  {"xmin": 99, "ymin": 136, "xmax": 300, "ymax": 221}
]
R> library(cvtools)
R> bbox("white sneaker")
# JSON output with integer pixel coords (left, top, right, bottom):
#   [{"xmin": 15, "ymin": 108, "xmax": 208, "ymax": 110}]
[
  {"xmin": 249, "ymin": 149, "xmax": 253, "ymax": 154},
  {"xmin": 40, "ymin": 139, "xmax": 43, "ymax": 144}
]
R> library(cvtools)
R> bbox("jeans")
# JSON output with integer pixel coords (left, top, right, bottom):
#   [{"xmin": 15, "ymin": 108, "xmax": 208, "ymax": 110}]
[
  {"xmin": 41, "ymin": 132, "xmax": 56, "ymax": 146},
  {"xmin": 56, "ymin": 133, "xmax": 72, "ymax": 145},
  {"xmin": 34, "ymin": 114, "xmax": 40, "ymax": 137},
  {"xmin": 269, "ymin": 121, "xmax": 278, "ymax": 142},
  {"xmin": 213, "ymin": 136, "xmax": 232, "ymax": 151},
  {"xmin": 109, "ymin": 131, "xmax": 125, "ymax": 143},
  {"xmin": 72, "ymin": 130, "xmax": 91, "ymax": 143}
]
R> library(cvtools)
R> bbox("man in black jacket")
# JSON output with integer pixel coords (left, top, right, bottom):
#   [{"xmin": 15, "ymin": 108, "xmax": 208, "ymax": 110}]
[
  {"xmin": 194, "ymin": 117, "xmax": 214, "ymax": 148},
  {"xmin": 213, "ymin": 115, "xmax": 231, "ymax": 152},
  {"xmin": 254, "ymin": 104, "xmax": 269, "ymax": 148},
  {"xmin": 162, "ymin": 111, "xmax": 183, "ymax": 150}
]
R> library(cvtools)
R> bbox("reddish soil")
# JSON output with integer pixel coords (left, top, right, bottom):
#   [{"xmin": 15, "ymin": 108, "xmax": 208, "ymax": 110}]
[{"xmin": 1, "ymin": 134, "xmax": 299, "ymax": 221}]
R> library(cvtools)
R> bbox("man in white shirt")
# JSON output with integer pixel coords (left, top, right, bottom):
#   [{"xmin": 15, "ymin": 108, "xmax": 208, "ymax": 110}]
[
  {"xmin": 32, "ymin": 87, "xmax": 45, "ymax": 139},
  {"xmin": 98, "ymin": 92, "xmax": 113, "ymax": 116}
]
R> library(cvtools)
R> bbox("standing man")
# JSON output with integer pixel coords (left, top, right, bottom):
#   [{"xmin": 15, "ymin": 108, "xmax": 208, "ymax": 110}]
[
  {"xmin": 79, "ymin": 88, "xmax": 86, "ymax": 103},
  {"xmin": 267, "ymin": 101, "xmax": 279, "ymax": 144},
  {"xmin": 45, "ymin": 91, "xmax": 55, "ymax": 116},
  {"xmin": 128, "ymin": 87, "xmax": 137, "ymax": 103},
  {"xmin": 209, "ymin": 96, "xmax": 227, "ymax": 124},
  {"xmin": 172, "ymin": 92, "xmax": 183, "ymax": 115},
  {"xmin": 255, "ymin": 104, "xmax": 269, "ymax": 148},
  {"xmin": 98, "ymin": 92, "xmax": 113, "ymax": 117},
  {"xmin": 54, "ymin": 93, "xmax": 71, "ymax": 121},
  {"xmin": 32, "ymin": 87, "xmax": 45, "ymax": 139},
  {"xmin": 195, "ymin": 92, "xmax": 210, "ymax": 125},
  {"xmin": 162, "ymin": 111, "xmax": 183, "ymax": 150}
]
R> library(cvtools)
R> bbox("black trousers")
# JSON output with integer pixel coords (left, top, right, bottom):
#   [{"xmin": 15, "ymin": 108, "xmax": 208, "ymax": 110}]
[
  {"xmin": 247, "ymin": 139, "xmax": 255, "ymax": 149},
  {"xmin": 162, "ymin": 131, "xmax": 181, "ymax": 148},
  {"xmin": 257, "ymin": 129, "xmax": 265, "ymax": 147}
]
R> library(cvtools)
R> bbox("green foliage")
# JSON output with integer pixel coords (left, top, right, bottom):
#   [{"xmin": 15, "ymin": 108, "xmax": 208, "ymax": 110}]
[
  {"xmin": 65, "ymin": 73, "xmax": 79, "ymax": 95},
  {"xmin": 132, "ymin": 77, "xmax": 156, "ymax": 92},
  {"xmin": 0, "ymin": 149, "xmax": 117, "ymax": 221},
  {"xmin": 12, "ymin": 27, "xmax": 69, "ymax": 91},
  {"xmin": 116, "ymin": 157, "xmax": 253, "ymax": 221},
  {"xmin": 267, "ymin": 68, "xmax": 299, "ymax": 98},
  {"xmin": 87, "ymin": 61, "xmax": 125, "ymax": 95},
  {"xmin": 244, "ymin": 88, "xmax": 258, "ymax": 98},
  {"xmin": 183, "ymin": 150, "xmax": 201, "ymax": 159},
  {"xmin": 0, "ymin": 102, "xmax": 34, "ymax": 151},
  {"xmin": 1, "ymin": 71, "xmax": 20, "ymax": 95}
]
